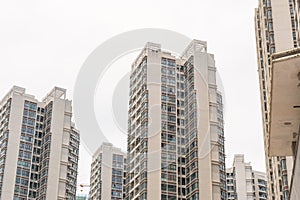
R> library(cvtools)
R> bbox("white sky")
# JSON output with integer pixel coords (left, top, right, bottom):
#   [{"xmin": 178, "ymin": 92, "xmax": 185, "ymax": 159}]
[{"xmin": 0, "ymin": 0, "xmax": 264, "ymax": 195}]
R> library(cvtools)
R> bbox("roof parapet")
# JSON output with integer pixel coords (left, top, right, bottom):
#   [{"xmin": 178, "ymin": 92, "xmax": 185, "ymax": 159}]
[
  {"xmin": 42, "ymin": 87, "xmax": 66, "ymax": 103},
  {"xmin": 181, "ymin": 39, "xmax": 207, "ymax": 60}
]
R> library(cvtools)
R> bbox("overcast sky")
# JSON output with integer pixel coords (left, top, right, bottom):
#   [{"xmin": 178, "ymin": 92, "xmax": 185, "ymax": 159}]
[{"xmin": 0, "ymin": 0, "xmax": 264, "ymax": 195}]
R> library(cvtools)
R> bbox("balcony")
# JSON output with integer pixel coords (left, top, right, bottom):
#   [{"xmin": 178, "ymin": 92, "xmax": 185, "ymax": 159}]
[
  {"xmin": 268, "ymin": 48, "xmax": 300, "ymax": 156},
  {"xmin": 269, "ymin": 48, "xmax": 300, "ymax": 200}
]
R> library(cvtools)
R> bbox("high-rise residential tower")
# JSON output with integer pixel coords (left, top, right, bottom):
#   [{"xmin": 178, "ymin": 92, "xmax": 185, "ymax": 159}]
[
  {"xmin": 0, "ymin": 86, "xmax": 80, "ymax": 200},
  {"xmin": 89, "ymin": 143, "xmax": 127, "ymax": 200},
  {"xmin": 125, "ymin": 40, "xmax": 226, "ymax": 200},
  {"xmin": 226, "ymin": 155, "xmax": 268, "ymax": 200},
  {"xmin": 254, "ymin": 0, "xmax": 300, "ymax": 199}
]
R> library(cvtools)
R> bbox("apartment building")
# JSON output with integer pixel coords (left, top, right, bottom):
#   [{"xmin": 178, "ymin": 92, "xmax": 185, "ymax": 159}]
[
  {"xmin": 226, "ymin": 155, "xmax": 268, "ymax": 200},
  {"xmin": 254, "ymin": 0, "xmax": 300, "ymax": 199},
  {"xmin": 0, "ymin": 86, "xmax": 80, "ymax": 200},
  {"xmin": 125, "ymin": 40, "xmax": 226, "ymax": 200},
  {"xmin": 89, "ymin": 143, "xmax": 127, "ymax": 200}
]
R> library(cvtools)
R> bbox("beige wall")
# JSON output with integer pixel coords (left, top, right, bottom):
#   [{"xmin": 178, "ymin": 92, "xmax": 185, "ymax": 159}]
[
  {"xmin": 146, "ymin": 47, "xmax": 162, "ymax": 200},
  {"xmin": 46, "ymin": 98, "xmax": 71, "ymax": 199},
  {"xmin": 272, "ymin": 0, "xmax": 294, "ymax": 51},
  {"xmin": 1, "ymin": 92, "xmax": 25, "ymax": 200},
  {"xmin": 234, "ymin": 156, "xmax": 249, "ymax": 200},
  {"xmin": 195, "ymin": 49, "xmax": 213, "ymax": 200}
]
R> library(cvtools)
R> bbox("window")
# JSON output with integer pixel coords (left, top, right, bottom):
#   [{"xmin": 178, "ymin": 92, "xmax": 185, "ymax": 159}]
[
  {"xmin": 269, "ymin": 34, "xmax": 274, "ymax": 43},
  {"xmin": 167, "ymin": 60, "xmax": 176, "ymax": 67},
  {"xmin": 19, "ymin": 143, "xmax": 32, "ymax": 151},
  {"xmin": 168, "ymin": 184, "xmax": 176, "ymax": 192},
  {"xmin": 17, "ymin": 160, "xmax": 31, "ymax": 169}
]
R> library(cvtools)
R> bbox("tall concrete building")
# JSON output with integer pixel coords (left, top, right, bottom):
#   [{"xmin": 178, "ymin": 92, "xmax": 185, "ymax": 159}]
[
  {"xmin": 254, "ymin": 0, "xmax": 300, "ymax": 199},
  {"xmin": 267, "ymin": 49, "xmax": 300, "ymax": 200},
  {"xmin": 0, "ymin": 86, "xmax": 80, "ymax": 200},
  {"xmin": 226, "ymin": 155, "xmax": 268, "ymax": 200},
  {"xmin": 89, "ymin": 143, "xmax": 127, "ymax": 200},
  {"xmin": 125, "ymin": 40, "xmax": 226, "ymax": 200}
]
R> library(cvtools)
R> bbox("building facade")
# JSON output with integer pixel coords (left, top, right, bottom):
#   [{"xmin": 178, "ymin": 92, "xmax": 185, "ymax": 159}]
[
  {"xmin": 226, "ymin": 155, "xmax": 268, "ymax": 200},
  {"xmin": 89, "ymin": 143, "xmax": 127, "ymax": 200},
  {"xmin": 254, "ymin": 0, "xmax": 300, "ymax": 199},
  {"xmin": 0, "ymin": 86, "xmax": 80, "ymax": 200},
  {"xmin": 125, "ymin": 40, "xmax": 226, "ymax": 200}
]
